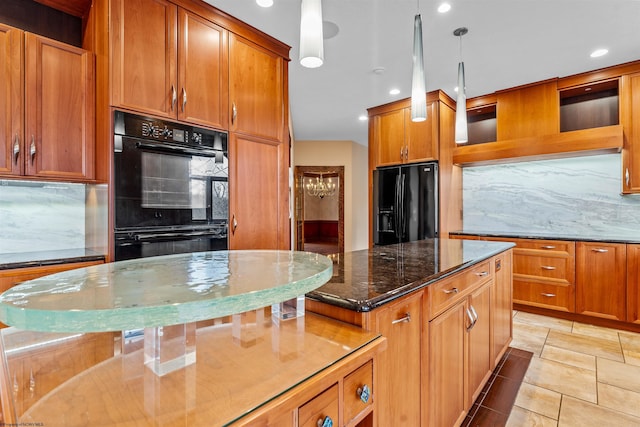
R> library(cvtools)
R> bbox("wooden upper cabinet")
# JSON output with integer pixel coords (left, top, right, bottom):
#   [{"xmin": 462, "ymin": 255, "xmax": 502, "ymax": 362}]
[
  {"xmin": 621, "ymin": 72, "xmax": 640, "ymax": 193},
  {"xmin": 177, "ymin": 9, "xmax": 228, "ymax": 129},
  {"xmin": 229, "ymin": 33, "xmax": 284, "ymax": 142},
  {"xmin": 374, "ymin": 109, "xmax": 404, "ymax": 166},
  {"xmin": 110, "ymin": 0, "xmax": 177, "ymax": 118},
  {"xmin": 0, "ymin": 24, "xmax": 23, "ymax": 177},
  {"xmin": 405, "ymin": 104, "xmax": 437, "ymax": 162},
  {"xmin": 24, "ymin": 33, "xmax": 95, "ymax": 180},
  {"xmin": 496, "ymin": 80, "xmax": 559, "ymax": 140}
]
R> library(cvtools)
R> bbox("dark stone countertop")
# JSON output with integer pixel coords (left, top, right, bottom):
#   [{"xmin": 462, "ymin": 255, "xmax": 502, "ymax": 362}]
[
  {"xmin": 451, "ymin": 230, "xmax": 640, "ymax": 244},
  {"xmin": 0, "ymin": 249, "xmax": 105, "ymax": 270},
  {"xmin": 306, "ymin": 238, "xmax": 514, "ymax": 312}
]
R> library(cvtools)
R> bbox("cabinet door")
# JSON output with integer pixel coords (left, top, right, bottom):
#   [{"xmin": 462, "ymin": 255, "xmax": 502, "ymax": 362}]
[
  {"xmin": 627, "ymin": 244, "xmax": 640, "ymax": 324},
  {"xmin": 374, "ymin": 109, "xmax": 404, "ymax": 166},
  {"xmin": 429, "ymin": 300, "xmax": 466, "ymax": 427},
  {"xmin": 229, "ymin": 34, "xmax": 284, "ymax": 142},
  {"xmin": 0, "ymin": 24, "xmax": 23, "ymax": 176},
  {"xmin": 492, "ymin": 252, "xmax": 513, "ymax": 367},
  {"xmin": 375, "ymin": 291, "xmax": 422, "ymax": 427},
  {"xmin": 110, "ymin": 0, "xmax": 177, "ymax": 118},
  {"xmin": 177, "ymin": 9, "xmax": 228, "ymax": 129},
  {"xmin": 576, "ymin": 242, "xmax": 626, "ymax": 321},
  {"xmin": 24, "ymin": 33, "xmax": 95, "ymax": 181},
  {"xmin": 228, "ymin": 134, "xmax": 287, "ymax": 250},
  {"xmin": 468, "ymin": 283, "xmax": 492, "ymax": 404},
  {"xmin": 621, "ymin": 73, "xmax": 640, "ymax": 193},
  {"xmin": 405, "ymin": 104, "xmax": 437, "ymax": 162}
]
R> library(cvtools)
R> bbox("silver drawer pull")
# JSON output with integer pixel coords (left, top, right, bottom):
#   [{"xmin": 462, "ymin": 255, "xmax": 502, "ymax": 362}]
[
  {"xmin": 391, "ymin": 312, "xmax": 411, "ymax": 324},
  {"xmin": 475, "ymin": 271, "xmax": 489, "ymax": 277},
  {"xmin": 443, "ymin": 287, "xmax": 459, "ymax": 294},
  {"xmin": 540, "ymin": 245, "xmax": 556, "ymax": 249},
  {"xmin": 591, "ymin": 248, "xmax": 609, "ymax": 253},
  {"xmin": 541, "ymin": 293, "xmax": 556, "ymax": 297},
  {"xmin": 541, "ymin": 265, "xmax": 556, "ymax": 270}
]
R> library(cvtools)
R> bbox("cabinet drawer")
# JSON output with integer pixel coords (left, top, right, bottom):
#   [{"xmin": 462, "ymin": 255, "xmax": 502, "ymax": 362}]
[
  {"xmin": 512, "ymin": 239, "xmax": 575, "ymax": 257},
  {"xmin": 298, "ymin": 384, "xmax": 339, "ymax": 427},
  {"xmin": 429, "ymin": 261, "xmax": 492, "ymax": 318},
  {"xmin": 513, "ymin": 279, "xmax": 575, "ymax": 312},
  {"xmin": 513, "ymin": 255, "xmax": 574, "ymax": 282},
  {"xmin": 343, "ymin": 360, "xmax": 373, "ymax": 424}
]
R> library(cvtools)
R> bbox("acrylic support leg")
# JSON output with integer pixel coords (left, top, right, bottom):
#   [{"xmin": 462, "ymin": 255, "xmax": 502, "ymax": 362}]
[
  {"xmin": 144, "ymin": 323, "xmax": 196, "ymax": 376},
  {"xmin": 271, "ymin": 295, "xmax": 305, "ymax": 320},
  {"xmin": 232, "ymin": 308, "xmax": 265, "ymax": 347}
]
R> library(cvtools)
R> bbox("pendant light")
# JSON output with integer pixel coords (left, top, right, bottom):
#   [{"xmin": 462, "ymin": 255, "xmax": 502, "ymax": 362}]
[
  {"xmin": 454, "ymin": 27, "xmax": 468, "ymax": 143},
  {"xmin": 411, "ymin": 10, "xmax": 427, "ymax": 122},
  {"xmin": 299, "ymin": 0, "xmax": 324, "ymax": 68}
]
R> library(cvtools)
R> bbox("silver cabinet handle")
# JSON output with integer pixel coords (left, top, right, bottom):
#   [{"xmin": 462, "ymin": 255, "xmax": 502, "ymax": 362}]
[
  {"xmin": 443, "ymin": 287, "xmax": 459, "ymax": 294},
  {"xmin": 171, "ymin": 85, "xmax": 177, "ymax": 111},
  {"xmin": 541, "ymin": 292, "xmax": 556, "ymax": 297},
  {"xmin": 470, "ymin": 305, "xmax": 478, "ymax": 322},
  {"xmin": 316, "ymin": 416, "xmax": 333, "ymax": 427},
  {"xmin": 540, "ymin": 245, "xmax": 556, "ymax": 249},
  {"xmin": 232, "ymin": 102, "xmax": 237, "ymax": 125},
  {"xmin": 400, "ymin": 146, "xmax": 404, "ymax": 159},
  {"xmin": 13, "ymin": 134, "xmax": 20, "ymax": 164},
  {"xmin": 182, "ymin": 87, "xmax": 187, "ymax": 112},
  {"xmin": 475, "ymin": 271, "xmax": 489, "ymax": 277},
  {"xmin": 541, "ymin": 265, "xmax": 556, "ymax": 270},
  {"xmin": 356, "ymin": 384, "xmax": 370, "ymax": 403},
  {"xmin": 591, "ymin": 248, "xmax": 609, "ymax": 253},
  {"xmin": 466, "ymin": 307, "xmax": 477, "ymax": 331},
  {"xmin": 29, "ymin": 135, "xmax": 36, "ymax": 164},
  {"xmin": 391, "ymin": 312, "xmax": 411, "ymax": 324},
  {"xmin": 626, "ymin": 168, "xmax": 630, "ymax": 187},
  {"xmin": 231, "ymin": 215, "xmax": 238, "ymax": 235}
]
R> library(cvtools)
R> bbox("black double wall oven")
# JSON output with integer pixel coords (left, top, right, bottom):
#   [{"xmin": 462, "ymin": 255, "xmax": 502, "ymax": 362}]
[{"xmin": 113, "ymin": 111, "xmax": 228, "ymax": 261}]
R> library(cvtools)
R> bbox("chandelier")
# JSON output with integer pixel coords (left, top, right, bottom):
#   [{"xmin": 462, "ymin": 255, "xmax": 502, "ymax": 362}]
[{"xmin": 305, "ymin": 174, "xmax": 336, "ymax": 199}]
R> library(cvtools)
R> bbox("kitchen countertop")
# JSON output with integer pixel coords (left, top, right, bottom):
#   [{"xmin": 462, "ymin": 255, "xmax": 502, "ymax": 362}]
[
  {"xmin": 306, "ymin": 238, "xmax": 514, "ymax": 312},
  {"xmin": 0, "ymin": 249, "xmax": 105, "ymax": 270},
  {"xmin": 451, "ymin": 230, "xmax": 640, "ymax": 244}
]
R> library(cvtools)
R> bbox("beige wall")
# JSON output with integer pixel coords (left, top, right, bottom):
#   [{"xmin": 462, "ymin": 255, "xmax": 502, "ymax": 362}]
[{"xmin": 293, "ymin": 140, "xmax": 369, "ymax": 252}]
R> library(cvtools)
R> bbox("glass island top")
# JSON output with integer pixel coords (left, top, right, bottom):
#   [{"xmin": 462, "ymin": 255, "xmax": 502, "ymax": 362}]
[{"xmin": 0, "ymin": 250, "xmax": 333, "ymax": 332}]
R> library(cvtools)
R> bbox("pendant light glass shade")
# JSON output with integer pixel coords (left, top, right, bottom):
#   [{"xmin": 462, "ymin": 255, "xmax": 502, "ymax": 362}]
[
  {"xmin": 411, "ymin": 14, "xmax": 427, "ymax": 122},
  {"xmin": 455, "ymin": 61, "xmax": 468, "ymax": 143},
  {"xmin": 299, "ymin": 0, "xmax": 324, "ymax": 68}
]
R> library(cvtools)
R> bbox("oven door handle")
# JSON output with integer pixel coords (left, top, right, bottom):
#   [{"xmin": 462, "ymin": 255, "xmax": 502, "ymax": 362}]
[
  {"xmin": 135, "ymin": 231, "xmax": 226, "ymax": 240},
  {"xmin": 135, "ymin": 141, "xmax": 220, "ymax": 158}
]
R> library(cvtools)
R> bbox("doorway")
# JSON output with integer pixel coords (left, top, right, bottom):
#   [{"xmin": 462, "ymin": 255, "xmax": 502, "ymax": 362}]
[{"xmin": 294, "ymin": 166, "xmax": 344, "ymax": 255}]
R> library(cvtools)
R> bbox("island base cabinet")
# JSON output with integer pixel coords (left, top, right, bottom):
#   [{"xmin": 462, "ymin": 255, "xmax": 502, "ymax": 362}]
[
  {"xmin": 374, "ymin": 291, "xmax": 422, "ymax": 427},
  {"xmin": 627, "ymin": 244, "xmax": 640, "ymax": 324},
  {"xmin": 492, "ymin": 251, "xmax": 513, "ymax": 367}
]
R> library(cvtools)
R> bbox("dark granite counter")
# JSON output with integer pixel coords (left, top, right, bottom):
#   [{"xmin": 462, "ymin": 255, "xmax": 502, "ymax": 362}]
[
  {"xmin": 0, "ymin": 249, "xmax": 105, "ymax": 270},
  {"xmin": 306, "ymin": 238, "xmax": 514, "ymax": 312},
  {"xmin": 452, "ymin": 230, "xmax": 640, "ymax": 244}
]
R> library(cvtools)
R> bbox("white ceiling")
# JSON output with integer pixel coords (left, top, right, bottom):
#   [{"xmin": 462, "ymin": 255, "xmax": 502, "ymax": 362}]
[{"xmin": 206, "ymin": 0, "xmax": 640, "ymax": 146}]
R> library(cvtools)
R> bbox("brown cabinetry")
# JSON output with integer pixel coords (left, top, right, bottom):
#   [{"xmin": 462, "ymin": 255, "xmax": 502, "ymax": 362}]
[
  {"xmin": 374, "ymin": 290, "xmax": 422, "ymax": 427},
  {"xmin": 229, "ymin": 33, "xmax": 285, "ymax": 142},
  {"xmin": 491, "ymin": 251, "xmax": 513, "ymax": 368},
  {"xmin": 576, "ymin": 241, "xmax": 626, "ymax": 321},
  {"xmin": 110, "ymin": 0, "xmax": 227, "ymax": 129},
  {"xmin": 621, "ymin": 72, "xmax": 640, "ymax": 193},
  {"xmin": 627, "ymin": 244, "xmax": 640, "ymax": 324},
  {"xmin": 0, "ymin": 24, "xmax": 94, "ymax": 181},
  {"xmin": 427, "ymin": 268, "xmax": 493, "ymax": 427}
]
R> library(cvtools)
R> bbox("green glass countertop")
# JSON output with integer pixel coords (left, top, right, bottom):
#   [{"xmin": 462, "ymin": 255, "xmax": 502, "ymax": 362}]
[{"xmin": 0, "ymin": 250, "xmax": 333, "ymax": 333}]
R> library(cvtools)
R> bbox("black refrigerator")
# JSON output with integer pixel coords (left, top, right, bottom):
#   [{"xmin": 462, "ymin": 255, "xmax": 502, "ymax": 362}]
[{"xmin": 373, "ymin": 162, "xmax": 438, "ymax": 245}]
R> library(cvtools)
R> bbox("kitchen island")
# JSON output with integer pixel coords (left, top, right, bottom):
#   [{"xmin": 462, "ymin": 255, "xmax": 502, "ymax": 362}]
[{"xmin": 306, "ymin": 238, "xmax": 515, "ymax": 427}]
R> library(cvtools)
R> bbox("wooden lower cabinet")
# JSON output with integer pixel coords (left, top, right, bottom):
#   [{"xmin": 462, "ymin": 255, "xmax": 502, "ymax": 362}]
[
  {"xmin": 576, "ymin": 241, "xmax": 627, "ymax": 321},
  {"xmin": 428, "ymin": 280, "xmax": 492, "ymax": 427},
  {"xmin": 492, "ymin": 251, "xmax": 513, "ymax": 366},
  {"xmin": 628, "ymin": 244, "xmax": 640, "ymax": 324},
  {"xmin": 374, "ymin": 291, "xmax": 422, "ymax": 426}
]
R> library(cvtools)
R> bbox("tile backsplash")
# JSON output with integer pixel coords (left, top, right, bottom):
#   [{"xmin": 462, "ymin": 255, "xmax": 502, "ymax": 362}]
[
  {"xmin": 0, "ymin": 180, "xmax": 103, "ymax": 254},
  {"xmin": 462, "ymin": 154, "xmax": 640, "ymax": 239}
]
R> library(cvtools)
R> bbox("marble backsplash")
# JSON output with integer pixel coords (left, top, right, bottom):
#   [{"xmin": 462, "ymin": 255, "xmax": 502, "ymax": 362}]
[
  {"xmin": 0, "ymin": 180, "xmax": 89, "ymax": 254},
  {"xmin": 462, "ymin": 154, "xmax": 640, "ymax": 239}
]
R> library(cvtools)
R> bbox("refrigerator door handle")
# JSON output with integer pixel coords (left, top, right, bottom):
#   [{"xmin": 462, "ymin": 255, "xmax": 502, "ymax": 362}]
[
  {"xmin": 400, "ymin": 173, "xmax": 406, "ymax": 239},
  {"xmin": 394, "ymin": 174, "xmax": 401, "ymax": 239}
]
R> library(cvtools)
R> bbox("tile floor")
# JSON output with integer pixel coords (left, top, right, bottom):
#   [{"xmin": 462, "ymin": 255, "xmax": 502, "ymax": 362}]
[{"xmin": 504, "ymin": 311, "xmax": 640, "ymax": 427}]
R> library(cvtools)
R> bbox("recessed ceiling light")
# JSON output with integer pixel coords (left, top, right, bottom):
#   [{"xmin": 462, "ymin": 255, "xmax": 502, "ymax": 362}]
[
  {"xmin": 590, "ymin": 48, "xmax": 608, "ymax": 58},
  {"xmin": 438, "ymin": 3, "xmax": 451, "ymax": 13},
  {"xmin": 358, "ymin": 115, "xmax": 368, "ymax": 121},
  {"xmin": 389, "ymin": 88, "xmax": 400, "ymax": 95},
  {"xmin": 256, "ymin": 0, "xmax": 273, "ymax": 7}
]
